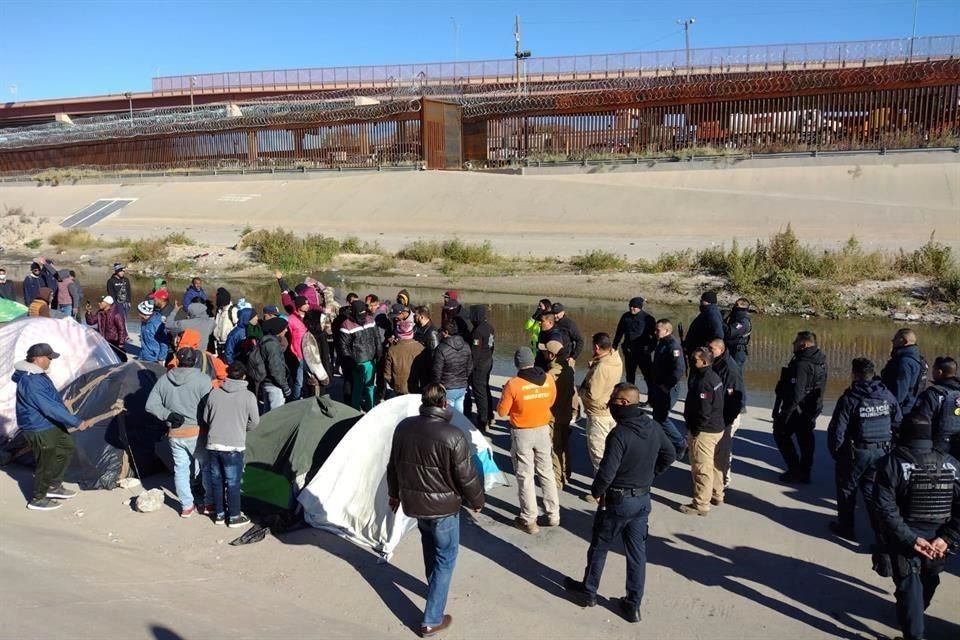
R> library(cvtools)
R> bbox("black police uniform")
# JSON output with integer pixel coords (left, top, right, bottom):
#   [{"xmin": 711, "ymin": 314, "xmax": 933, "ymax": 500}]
[
  {"xmin": 613, "ymin": 305, "xmax": 657, "ymax": 387},
  {"xmin": 723, "ymin": 306, "xmax": 752, "ymax": 368},
  {"xmin": 467, "ymin": 305, "xmax": 495, "ymax": 429},
  {"xmin": 772, "ymin": 345, "xmax": 828, "ymax": 480},
  {"xmin": 648, "ymin": 334, "xmax": 686, "ymax": 455},
  {"xmin": 577, "ymin": 404, "xmax": 676, "ymax": 618},
  {"xmin": 874, "ymin": 437, "xmax": 960, "ymax": 640},
  {"xmin": 682, "ymin": 304, "xmax": 724, "ymax": 355},
  {"xmin": 911, "ymin": 376, "xmax": 960, "ymax": 458},
  {"xmin": 827, "ymin": 378, "xmax": 901, "ymax": 535}
]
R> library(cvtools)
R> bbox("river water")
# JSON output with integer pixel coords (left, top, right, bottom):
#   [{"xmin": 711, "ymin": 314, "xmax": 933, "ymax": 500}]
[{"xmin": 68, "ymin": 271, "xmax": 959, "ymax": 410}]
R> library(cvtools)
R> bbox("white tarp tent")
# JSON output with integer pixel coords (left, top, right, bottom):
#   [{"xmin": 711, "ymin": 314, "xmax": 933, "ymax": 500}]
[
  {"xmin": 298, "ymin": 394, "xmax": 508, "ymax": 559},
  {"xmin": 0, "ymin": 317, "xmax": 119, "ymax": 442}
]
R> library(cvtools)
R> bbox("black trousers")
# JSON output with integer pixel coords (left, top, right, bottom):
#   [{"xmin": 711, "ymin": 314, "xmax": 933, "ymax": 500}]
[
  {"xmin": 582, "ymin": 494, "xmax": 650, "ymax": 609},
  {"xmin": 22, "ymin": 426, "xmax": 75, "ymax": 501},
  {"xmin": 834, "ymin": 444, "xmax": 887, "ymax": 532},
  {"xmin": 469, "ymin": 358, "xmax": 494, "ymax": 427},
  {"xmin": 622, "ymin": 349, "xmax": 651, "ymax": 389},
  {"xmin": 340, "ymin": 357, "xmax": 355, "ymax": 406},
  {"xmin": 773, "ymin": 413, "xmax": 817, "ymax": 474},
  {"xmin": 891, "ymin": 527, "xmax": 944, "ymax": 640}
]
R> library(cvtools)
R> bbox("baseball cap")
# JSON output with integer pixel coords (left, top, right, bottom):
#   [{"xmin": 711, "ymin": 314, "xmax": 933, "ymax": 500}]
[
  {"xmin": 27, "ymin": 343, "xmax": 60, "ymax": 360},
  {"xmin": 551, "ymin": 303, "xmax": 565, "ymax": 314},
  {"xmin": 390, "ymin": 303, "xmax": 410, "ymax": 317},
  {"xmin": 263, "ymin": 304, "xmax": 280, "ymax": 316},
  {"xmin": 443, "ymin": 290, "xmax": 459, "ymax": 301},
  {"xmin": 148, "ymin": 288, "xmax": 169, "ymax": 301}
]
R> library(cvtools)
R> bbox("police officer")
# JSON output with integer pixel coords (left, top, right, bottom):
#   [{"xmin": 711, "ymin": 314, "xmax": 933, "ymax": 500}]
[
  {"xmin": 708, "ymin": 339, "xmax": 745, "ymax": 487},
  {"xmin": 873, "ymin": 415, "xmax": 960, "ymax": 640},
  {"xmin": 827, "ymin": 358, "xmax": 902, "ymax": 541},
  {"xmin": 563, "ymin": 383, "xmax": 677, "ymax": 623},
  {"xmin": 910, "ymin": 356, "xmax": 960, "ymax": 458},
  {"xmin": 681, "ymin": 347, "xmax": 726, "ymax": 516},
  {"xmin": 648, "ymin": 319, "xmax": 686, "ymax": 456},
  {"xmin": 723, "ymin": 298, "xmax": 752, "ymax": 369},
  {"xmin": 880, "ymin": 328, "xmax": 927, "ymax": 416},
  {"xmin": 682, "ymin": 291, "xmax": 724, "ymax": 355},
  {"xmin": 772, "ymin": 331, "xmax": 828, "ymax": 483},
  {"xmin": 612, "ymin": 296, "xmax": 656, "ymax": 388}
]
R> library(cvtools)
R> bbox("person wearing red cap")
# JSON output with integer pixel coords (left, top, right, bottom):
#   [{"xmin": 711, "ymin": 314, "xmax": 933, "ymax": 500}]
[{"xmin": 442, "ymin": 291, "xmax": 470, "ymax": 339}]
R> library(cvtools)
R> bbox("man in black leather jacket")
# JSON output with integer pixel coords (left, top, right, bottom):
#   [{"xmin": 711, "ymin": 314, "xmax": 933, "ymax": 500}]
[
  {"xmin": 773, "ymin": 331, "xmax": 828, "ymax": 484},
  {"xmin": 387, "ymin": 384, "xmax": 484, "ymax": 637}
]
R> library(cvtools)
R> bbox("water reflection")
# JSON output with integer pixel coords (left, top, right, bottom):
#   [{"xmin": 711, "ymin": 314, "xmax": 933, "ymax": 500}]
[{"xmin": 76, "ymin": 270, "xmax": 960, "ymax": 410}]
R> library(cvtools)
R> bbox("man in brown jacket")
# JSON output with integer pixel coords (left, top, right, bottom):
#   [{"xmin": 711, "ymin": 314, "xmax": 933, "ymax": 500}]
[
  {"xmin": 580, "ymin": 333, "xmax": 625, "ymax": 477},
  {"xmin": 387, "ymin": 384, "xmax": 484, "ymax": 638},
  {"xmin": 384, "ymin": 321, "xmax": 426, "ymax": 395},
  {"xmin": 542, "ymin": 340, "xmax": 575, "ymax": 490}
]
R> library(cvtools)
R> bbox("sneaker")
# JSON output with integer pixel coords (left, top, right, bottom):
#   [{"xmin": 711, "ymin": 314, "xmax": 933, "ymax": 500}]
[
  {"xmin": 27, "ymin": 498, "xmax": 63, "ymax": 511},
  {"xmin": 213, "ymin": 513, "xmax": 226, "ymax": 525},
  {"xmin": 46, "ymin": 484, "xmax": 76, "ymax": 500},
  {"xmin": 227, "ymin": 514, "xmax": 252, "ymax": 528},
  {"xmin": 180, "ymin": 506, "xmax": 196, "ymax": 519},
  {"xmin": 513, "ymin": 517, "xmax": 539, "ymax": 535},
  {"xmin": 420, "ymin": 614, "xmax": 452, "ymax": 638},
  {"xmin": 197, "ymin": 504, "xmax": 215, "ymax": 516},
  {"xmin": 679, "ymin": 504, "xmax": 709, "ymax": 517}
]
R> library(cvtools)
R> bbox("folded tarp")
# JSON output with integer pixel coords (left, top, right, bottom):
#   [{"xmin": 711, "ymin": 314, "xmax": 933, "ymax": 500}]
[{"xmin": 298, "ymin": 394, "xmax": 508, "ymax": 559}]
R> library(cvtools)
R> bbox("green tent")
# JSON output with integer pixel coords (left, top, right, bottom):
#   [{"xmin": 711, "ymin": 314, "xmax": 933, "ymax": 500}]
[
  {"xmin": 0, "ymin": 299, "xmax": 27, "ymax": 323},
  {"xmin": 241, "ymin": 395, "xmax": 361, "ymax": 519}
]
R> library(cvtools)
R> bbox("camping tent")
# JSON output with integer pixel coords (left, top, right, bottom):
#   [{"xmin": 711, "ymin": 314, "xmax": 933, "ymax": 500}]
[
  {"xmin": 241, "ymin": 395, "xmax": 361, "ymax": 519},
  {"xmin": 59, "ymin": 361, "xmax": 169, "ymax": 489},
  {"xmin": 0, "ymin": 316, "xmax": 119, "ymax": 442},
  {"xmin": 0, "ymin": 298, "xmax": 27, "ymax": 323},
  {"xmin": 298, "ymin": 394, "xmax": 508, "ymax": 559}
]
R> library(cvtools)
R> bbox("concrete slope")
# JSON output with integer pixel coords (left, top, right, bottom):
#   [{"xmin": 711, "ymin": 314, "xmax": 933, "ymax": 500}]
[{"xmin": 1, "ymin": 154, "xmax": 957, "ymax": 258}]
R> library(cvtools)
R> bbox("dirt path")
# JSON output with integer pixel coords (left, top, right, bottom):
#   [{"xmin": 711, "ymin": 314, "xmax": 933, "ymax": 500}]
[{"xmin": 2, "ymin": 387, "xmax": 957, "ymax": 640}]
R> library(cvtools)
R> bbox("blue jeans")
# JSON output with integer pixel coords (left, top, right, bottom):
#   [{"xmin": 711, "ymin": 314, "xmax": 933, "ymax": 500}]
[
  {"xmin": 58, "ymin": 304, "xmax": 73, "ymax": 318},
  {"xmin": 169, "ymin": 435, "xmax": 210, "ymax": 510},
  {"xmin": 291, "ymin": 358, "xmax": 305, "ymax": 400},
  {"xmin": 418, "ymin": 514, "xmax": 460, "ymax": 628},
  {"xmin": 447, "ymin": 388, "xmax": 466, "ymax": 414},
  {"xmin": 262, "ymin": 383, "xmax": 286, "ymax": 413},
  {"xmin": 205, "ymin": 450, "xmax": 244, "ymax": 518},
  {"xmin": 583, "ymin": 493, "xmax": 650, "ymax": 609}
]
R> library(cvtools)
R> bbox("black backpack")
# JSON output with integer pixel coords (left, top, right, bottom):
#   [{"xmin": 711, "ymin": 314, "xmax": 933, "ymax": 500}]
[{"xmin": 245, "ymin": 341, "xmax": 267, "ymax": 386}]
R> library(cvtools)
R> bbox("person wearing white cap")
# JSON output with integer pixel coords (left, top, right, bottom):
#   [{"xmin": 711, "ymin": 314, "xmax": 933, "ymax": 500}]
[
  {"xmin": 138, "ymin": 299, "xmax": 169, "ymax": 363},
  {"xmin": 105, "ymin": 263, "xmax": 132, "ymax": 317},
  {"xmin": 85, "ymin": 295, "xmax": 128, "ymax": 361}
]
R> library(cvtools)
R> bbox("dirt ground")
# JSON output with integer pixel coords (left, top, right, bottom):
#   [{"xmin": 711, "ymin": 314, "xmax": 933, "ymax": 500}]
[{"xmin": 1, "ymin": 380, "xmax": 958, "ymax": 640}]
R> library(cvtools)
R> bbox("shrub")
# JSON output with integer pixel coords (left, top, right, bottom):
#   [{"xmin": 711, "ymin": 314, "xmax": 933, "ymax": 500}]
[
  {"xmin": 124, "ymin": 238, "xmax": 169, "ymax": 263},
  {"xmin": 396, "ymin": 239, "xmax": 500, "ymax": 265},
  {"xmin": 571, "ymin": 250, "xmax": 628, "ymax": 273},
  {"xmin": 240, "ymin": 228, "xmax": 341, "ymax": 271},
  {"xmin": 164, "ymin": 232, "xmax": 195, "ymax": 246},
  {"xmin": 48, "ymin": 229, "xmax": 129, "ymax": 249},
  {"xmin": 895, "ymin": 233, "xmax": 955, "ymax": 276},
  {"xmin": 24, "ymin": 238, "xmax": 42, "ymax": 249},
  {"xmin": 339, "ymin": 236, "xmax": 383, "ymax": 255}
]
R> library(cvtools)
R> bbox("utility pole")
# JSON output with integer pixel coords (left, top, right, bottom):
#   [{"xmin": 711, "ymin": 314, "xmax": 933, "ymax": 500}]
[
  {"xmin": 677, "ymin": 18, "xmax": 695, "ymax": 78},
  {"xmin": 514, "ymin": 15, "xmax": 531, "ymax": 95},
  {"xmin": 909, "ymin": 0, "xmax": 919, "ymax": 61},
  {"xmin": 189, "ymin": 76, "xmax": 197, "ymax": 112},
  {"xmin": 451, "ymin": 17, "xmax": 459, "ymax": 70},
  {"xmin": 124, "ymin": 92, "xmax": 133, "ymax": 125}
]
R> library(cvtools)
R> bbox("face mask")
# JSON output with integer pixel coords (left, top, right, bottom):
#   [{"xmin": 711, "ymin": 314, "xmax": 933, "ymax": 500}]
[
  {"xmin": 609, "ymin": 403, "xmax": 635, "ymax": 422},
  {"xmin": 0, "ymin": 274, "xmax": 6, "ymax": 282}
]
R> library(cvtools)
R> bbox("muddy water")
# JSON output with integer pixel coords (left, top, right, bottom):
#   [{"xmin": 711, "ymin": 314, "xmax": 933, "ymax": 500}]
[{"xmin": 75, "ymin": 272, "xmax": 960, "ymax": 410}]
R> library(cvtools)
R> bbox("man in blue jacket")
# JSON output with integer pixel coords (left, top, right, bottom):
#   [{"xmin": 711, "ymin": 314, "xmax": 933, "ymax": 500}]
[
  {"xmin": 137, "ymin": 300, "xmax": 169, "ymax": 364},
  {"xmin": 13, "ymin": 343, "xmax": 90, "ymax": 511},
  {"xmin": 682, "ymin": 291, "xmax": 724, "ymax": 356},
  {"xmin": 880, "ymin": 329, "xmax": 926, "ymax": 416}
]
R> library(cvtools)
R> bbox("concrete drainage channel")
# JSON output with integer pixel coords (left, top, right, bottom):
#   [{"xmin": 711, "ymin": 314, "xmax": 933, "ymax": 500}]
[{"xmin": 60, "ymin": 199, "xmax": 137, "ymax": 228}]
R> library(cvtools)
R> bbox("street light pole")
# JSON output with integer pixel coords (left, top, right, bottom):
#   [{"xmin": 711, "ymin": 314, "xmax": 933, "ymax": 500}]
[
  {"xmin": 124, "ymin": 92, "xmax": 133, "ymax": 125},
  {"xmin": 909, "ymin": 0, "xmax": 919, "ymax": 61},
  {"xmin": 677, "ymin": 18, "xmax": 695, "ymax": 78},
  {"xmin": 514, "ymin": 15, "xmax": 531, "ymax": 95},
  {"xmin": 189, "ymin": 76, "xmax": 197, "ymax": 112}
]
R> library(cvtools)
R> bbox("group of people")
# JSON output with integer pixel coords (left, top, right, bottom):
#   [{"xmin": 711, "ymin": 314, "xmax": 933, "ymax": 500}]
[
  {"xmin": 1, "ymin": 257, "xmax": 85, "ymax": 320},
  {"xmin": 8, "ymin": 267, "xmax": 959, "ymax": 640}
]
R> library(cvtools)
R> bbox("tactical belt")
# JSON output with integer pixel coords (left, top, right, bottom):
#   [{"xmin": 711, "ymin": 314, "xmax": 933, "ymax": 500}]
[
  {"xmin": 607, "ymin": 487, "xmax": 651, "ymax": 497},
  {"xmin": 854, "ymin": 441, "xmax": 890, "ymax": 450}
]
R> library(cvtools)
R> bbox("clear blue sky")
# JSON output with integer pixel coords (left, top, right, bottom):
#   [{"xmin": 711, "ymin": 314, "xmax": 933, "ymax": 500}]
[{"xmin": 2, "ymin": 0, "xmax": 958, "ymax": 100}]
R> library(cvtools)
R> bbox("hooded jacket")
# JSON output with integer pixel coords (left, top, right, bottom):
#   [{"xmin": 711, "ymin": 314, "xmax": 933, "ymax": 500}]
[
  {"xmin": 683, "ymin": 304, "xmax": 725, "ymax": 353},
  {"xmin": 182, "ymin": 284, "xmax": 207, "ymax": 308},
  {"xmin": 139, "ymin": 312, "xmax": 169, "ymax": 363},
  {"xmin": 168, "ymin": 329, "xmax": 227, "ymax": 387},
  {"xmin": 581, "ymin": 349, "xmax": 624, "ymax": 417},
  {"xmin": 23, "ymin": 263, "xmax": 58, "ymax": 306},
  {"xmin": 105, "ymin": 272, "xmax": 132, "ymax": 306},
  {"xmin": 224, "ymin": 308, "xmax": 256, "ymax": 364},
  {"xmin": 145, "ymin": 366, "xmax": 213, "ymax": 438},
  {"xmin": 13, "ymin": 361, "xmax": 81, "ymax": 433},
  {"xmin": 911, "ymin": 377, "xmax": 960, "ymax": 451},
  {"xmin": 27, "ymin": 287, "xmax": 52, "ymax": 317},
  {"xmin": 827, "ymin": 378, "xmax": 901, "ymax": 456},
  {"xmin": 203, "ymin": 377, "xmax": 260, "ymax": 451},
  {"xmin": 712, "ymin": 350, "xmax": 745, "ymax": 425},
  {"xmin": 287, "ymin": 312, "xmax": 307, "ymax": 360},
  {"xmin": 881, "ymin": 344, "xmax": 926, "ymax": 415},
  {"xmin": 433, "ymin": 334, "xmax": 472, "ymax": 390},
  {"xmin": 56, "ymin": 271, "xmax": 74, "ymax": 307},
  {"xmin": 86, "ymin": 304, "xmax": 128, "ymax": 345},
  {"xmin": 260, "ymin": 333, "xmax": 291, "ymax": 395},
  {"xmin": 684, "ymin": 366, "xmax": 725, "ymax": 435},
  {"xmin": 555, "ymin": 315, "xmax": 585, "ymax": 361},
  {"xmin": 592, "ymin": 404, "xmax": 676, "ymax": 497},
  {"xmin": 338, "ymin": 306, "xmax": 382, "ymax": 365},
  {"xmin": 469, "ymin": 305, "xmax": 495, "ymax": 363},
  {"xmin": 166, "ymin": 302, "xmax": 215, "ymax": 354},
  {"xmin": 387, "ymin": 405, "xmax": 485, "ymax": 518},
  {"xmin": 213, "ymin": 288, "xmax": 239, "ymax": 346},
  {"xmin": 775, "ymin": 346, "xmax": 829, "ymax": 420},
  {"xmin": 498, "ymin": 367, "xmax": 557, "ymax": 429}
]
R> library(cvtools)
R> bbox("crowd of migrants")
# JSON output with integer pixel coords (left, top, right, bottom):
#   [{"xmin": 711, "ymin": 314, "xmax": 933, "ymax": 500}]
[{"xmin": 7, "ymin": 262, "xmax": 960, "ymax": 640}]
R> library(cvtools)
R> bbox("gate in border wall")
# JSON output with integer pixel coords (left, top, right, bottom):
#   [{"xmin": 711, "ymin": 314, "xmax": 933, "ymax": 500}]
[{"xmin": 422, "ymin": 99, "xmax": 463, "ymax": 169}]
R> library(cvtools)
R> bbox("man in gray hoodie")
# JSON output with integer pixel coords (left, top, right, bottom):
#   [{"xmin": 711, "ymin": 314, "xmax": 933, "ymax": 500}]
[
  {"xmin": 145, "ymin": 348, "xmax": 213, "ymax": 518},
  {"xmin": 203, "ymin": 362, "xmax": 259, "ymax": 527},
  {"xmin": 166, "ymin": 301, "xmax": 216, "ymax": 355}
]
